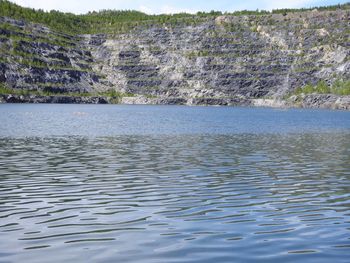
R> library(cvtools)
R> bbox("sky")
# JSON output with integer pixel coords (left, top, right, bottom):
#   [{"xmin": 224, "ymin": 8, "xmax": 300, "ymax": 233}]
[{"xmin": 11, "ymin": 0, "xmax": 350, "ymax": 14}]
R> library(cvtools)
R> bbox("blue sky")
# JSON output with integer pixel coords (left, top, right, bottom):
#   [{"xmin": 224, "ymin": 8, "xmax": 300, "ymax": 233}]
[{"xmin": 12, "ymin": 0, "xmax": 349, "ymax": 14}]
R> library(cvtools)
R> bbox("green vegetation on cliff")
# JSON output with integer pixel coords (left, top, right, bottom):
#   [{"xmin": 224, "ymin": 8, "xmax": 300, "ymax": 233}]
[
  {"xmin": 0, "ymin": 0, "xmax": 349, "ymax": 34},
  {"xmin": 294, "ymin": 80, "xmax": 350, "ymax": 96},
  {"xmin": 0, "ymin": 82, "xmax": 135, "ymax": 102},
  {"xmin": 0, "ymin": 82, "xmax": 11, "ymax": 93}
]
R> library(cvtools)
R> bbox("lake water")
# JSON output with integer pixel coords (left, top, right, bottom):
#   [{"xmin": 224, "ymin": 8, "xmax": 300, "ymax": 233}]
[{"xmin": 0, "ymin": 104, "xmax": 349, "ymax": 262}]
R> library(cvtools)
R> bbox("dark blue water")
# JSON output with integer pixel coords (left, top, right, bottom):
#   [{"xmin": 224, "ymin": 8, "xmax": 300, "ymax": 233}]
[{"xmin": 0, "ymin": 104, "xmax": 349, "ymax": 262}]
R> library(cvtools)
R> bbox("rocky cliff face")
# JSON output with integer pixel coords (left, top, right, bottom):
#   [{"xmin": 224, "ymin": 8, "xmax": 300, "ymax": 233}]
[{"xmin": 0, "ymin": 8, "xmax": 349, "ymax": 108}]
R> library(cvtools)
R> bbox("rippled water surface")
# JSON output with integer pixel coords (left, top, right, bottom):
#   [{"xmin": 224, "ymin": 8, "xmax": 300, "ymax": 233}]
[{"xmin": 0, "ymin": 104, "xmax": 350, "ymax": 262}]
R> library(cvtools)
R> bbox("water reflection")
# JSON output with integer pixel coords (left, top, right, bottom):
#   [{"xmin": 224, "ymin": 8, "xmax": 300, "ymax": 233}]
[{"xmin": 0, "ymin": 134, "xmax": 349, "ymax": 262}]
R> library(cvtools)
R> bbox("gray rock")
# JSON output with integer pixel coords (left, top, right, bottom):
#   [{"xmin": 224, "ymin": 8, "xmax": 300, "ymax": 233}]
[
  {"xmin": 0, "ymin": 94, "xmax": 108, "ymax": 104},
  {"xmin": 0, "ymin": 8, "xmax": 349, "ymax": 109}
]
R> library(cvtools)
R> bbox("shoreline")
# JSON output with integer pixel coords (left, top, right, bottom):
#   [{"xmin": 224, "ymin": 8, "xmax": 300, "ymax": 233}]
[{"xmin": 1, "ymin": 93, "xmax": 349, "ymax": 110}]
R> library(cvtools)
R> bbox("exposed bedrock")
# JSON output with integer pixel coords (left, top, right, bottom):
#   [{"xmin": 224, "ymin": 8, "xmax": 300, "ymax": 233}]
[{"xmin": 1, "ymin": 8, "xmax": 349, "ymax": 108}]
